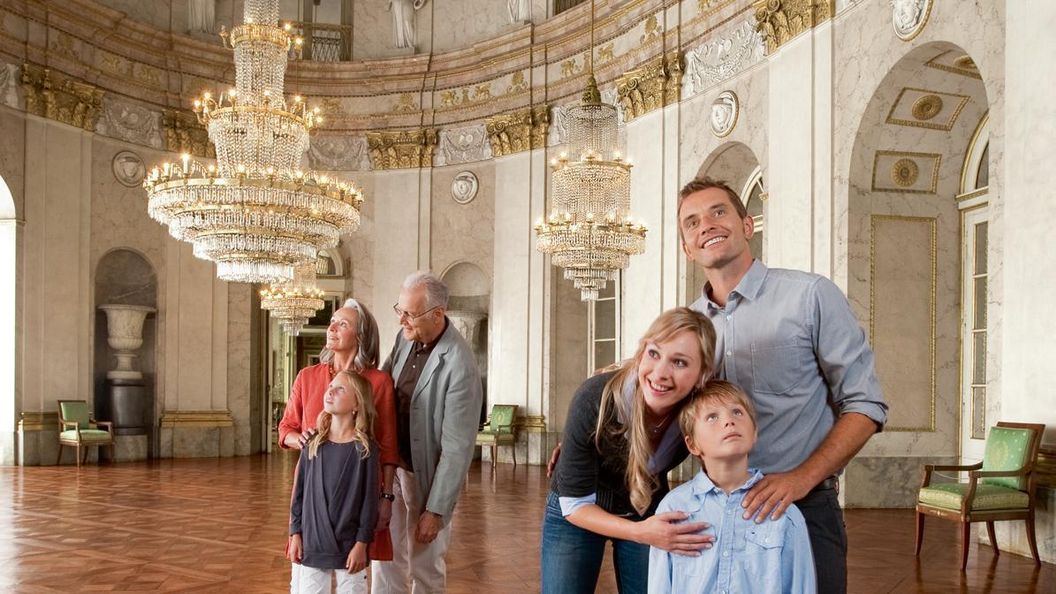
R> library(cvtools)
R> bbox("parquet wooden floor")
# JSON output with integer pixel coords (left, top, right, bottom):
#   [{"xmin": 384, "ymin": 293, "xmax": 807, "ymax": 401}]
[{"xmin": 2, "ymin": 453, "xmax": 1052, "ymax": 593}]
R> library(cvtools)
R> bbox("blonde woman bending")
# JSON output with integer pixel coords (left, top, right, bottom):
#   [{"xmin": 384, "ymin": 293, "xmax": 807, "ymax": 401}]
[
  {"xmin": 542, "ymin": 308, "xmax": 718, "ymax": 594},
  {"xmin": 289, "ymin": 370, "xmax": 380, "ymax": 594}
]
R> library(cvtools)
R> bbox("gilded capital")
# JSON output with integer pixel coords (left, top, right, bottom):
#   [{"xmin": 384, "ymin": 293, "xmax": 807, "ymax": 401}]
[
  {"xmin": 366, "ymin": 128, "xmax": 440, "ymax": 170},
  {"xmin": 616, "ymin": 52, "xmax": 683, "ymax": 122},
  {"xmin": 163, "ymin": 109, "xmax": 215, "ymax": 159},
  {"xmin": 20, "ymin": 64, "xmax": 103, "ymax": 131},
  {"xmin": 485, "ymin": 105, "xmax": 549, "ymax": 157},
  {"xmin": 753, "ymin": 0, "xmax": 834, "ymax": 54}
]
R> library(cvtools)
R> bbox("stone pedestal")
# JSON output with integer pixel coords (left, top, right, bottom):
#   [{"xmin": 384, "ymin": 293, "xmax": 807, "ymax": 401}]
[
  {"xmin": 109, "ymin": 378, "xmax": 147, "ymax": 435},
  {"xmin": 113, "ymin": 434, "xmax": 149, "ymax": 461}
]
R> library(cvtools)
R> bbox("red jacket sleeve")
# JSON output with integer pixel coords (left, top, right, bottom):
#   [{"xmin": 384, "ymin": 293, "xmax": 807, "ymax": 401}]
[
  {"xmin": 278, "ymin": 369, "xmax": 308, "ymax": 449},
  {"xmin": 369, "ymin": 370, "xmax": 400, "ymax": 468}
]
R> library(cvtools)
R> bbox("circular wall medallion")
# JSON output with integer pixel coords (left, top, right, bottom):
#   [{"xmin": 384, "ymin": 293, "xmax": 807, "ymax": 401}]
[
  {"xmin": 891, "ymin": 158, "xmax": 920, "ymax": 188},
  {"xmin": 892, "ymin": 0, "xmax": 932, "ymax": 42},
  {"xmin": 911, "ymin": 94, "xmax": 943, "ymax": 121},
  {"xmin": 112, "ymin": 150, "xmax": 146, "ymax": 187},
  {"xmin": 451, "ymin": 171, "xmax": 479, "ymax": 204},
  {"xmin": 709, "ymin": 90, "xmax": 739, "ymax": 138}
]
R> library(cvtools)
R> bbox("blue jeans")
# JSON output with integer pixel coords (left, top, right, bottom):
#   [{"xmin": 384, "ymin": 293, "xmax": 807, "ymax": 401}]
[{"xmin": 540, "ymin": 491, "xmax": 649, "ymax": 594}]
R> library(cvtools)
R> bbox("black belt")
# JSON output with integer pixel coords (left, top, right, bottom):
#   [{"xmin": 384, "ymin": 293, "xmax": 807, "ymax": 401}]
[{"xmin": 807, "ymin": 476, "xmax": 839, "ymax": 495}]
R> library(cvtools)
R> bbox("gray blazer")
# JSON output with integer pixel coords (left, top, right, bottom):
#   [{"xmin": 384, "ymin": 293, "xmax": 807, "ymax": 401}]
[{"xmin": 384, "ymin": 318, "xmax": 482, "ymax": 520}]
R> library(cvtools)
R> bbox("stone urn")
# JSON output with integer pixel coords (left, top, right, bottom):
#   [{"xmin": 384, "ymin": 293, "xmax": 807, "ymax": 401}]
[{"xmin": 98, "ymin": 304, "xmax": 156, "ymax": 380}]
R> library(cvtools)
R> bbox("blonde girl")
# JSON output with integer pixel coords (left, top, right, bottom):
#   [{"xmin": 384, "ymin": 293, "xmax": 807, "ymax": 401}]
[
  {"xmin": 542, "ymin": 307, "xmax": 717, "ymax": 594},
  {"xmin": 289, "ymin": 370, "xmax": 380, "ymax": 594}
]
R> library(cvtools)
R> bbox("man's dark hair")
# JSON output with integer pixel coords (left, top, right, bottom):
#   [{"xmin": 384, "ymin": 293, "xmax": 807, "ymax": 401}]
[{"xmin": 677, "ymin": 176, "xmax": 748, "ymax": 220}]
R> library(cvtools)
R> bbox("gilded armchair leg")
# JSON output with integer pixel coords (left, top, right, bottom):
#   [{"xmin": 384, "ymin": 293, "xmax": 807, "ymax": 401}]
[
  {"xmin": 960, "ymin": 522, "xmax": 970, "ymax": 571},
  {"xmin": 914, "ymin": 511, "xmax": 924, "ymax": 556},
  {"xmin": 985, "ymin": 521, "xmax": 998, "ymax": 556},
  {"xmin": 1025, "ymin": 511, "xmax": 1041, "ymax": 566}
]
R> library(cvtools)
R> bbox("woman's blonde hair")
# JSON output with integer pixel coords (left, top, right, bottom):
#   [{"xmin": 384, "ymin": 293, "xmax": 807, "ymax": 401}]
[
  {"xmin": 678, "ymin": 380, "xmax": 757, "ymax": 451},
  {"xmin": 308, "ymin": 370, "xmax": 377, "ymax": 460},
  {"xmin": 594, "ymin": 307, "xmax": 716, "ymax": 515}
]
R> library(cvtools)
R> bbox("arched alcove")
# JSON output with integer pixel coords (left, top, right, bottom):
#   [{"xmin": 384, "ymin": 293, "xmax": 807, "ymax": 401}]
[
  {"xmin": 440, "ymin": 261, "xmax": 491, "ymax": 424},
  {"xmin": 846, "ymin": 41, "xmax": 991, "ymax": 504},
  {"xmin": 93, "ymin": 248, "xmax": 159, "ymax": 460},
  {"xmin": 0, "ymin": 174, "xmax": 15, "ymax": 465}
]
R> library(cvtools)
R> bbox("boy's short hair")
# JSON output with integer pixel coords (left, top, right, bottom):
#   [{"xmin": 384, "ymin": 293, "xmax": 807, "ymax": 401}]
[{"xmin": 678, "ymin": 380, "xmax": 757, "ymax": 444}]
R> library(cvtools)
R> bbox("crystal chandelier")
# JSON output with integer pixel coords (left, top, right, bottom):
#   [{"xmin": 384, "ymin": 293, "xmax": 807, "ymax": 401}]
[
  {"xmin": 144, "ymin": 0, "xmax": 363, "ymax": 284},
  {"xmin": 535, "ymin": 1, "xmax": 646, "ymax": 301},
  {"xmin": 260, "ymin": 261, "xmax": 326, "ymax": 336}
]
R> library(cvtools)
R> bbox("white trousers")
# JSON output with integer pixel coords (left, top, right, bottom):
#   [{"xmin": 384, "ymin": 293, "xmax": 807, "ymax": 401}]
[
  {"xmin": 370, "ymin": 468, "xmax": 453, "ymax": 594},
  {"xmin": 291, "ymin": 564, "xmax": 367, "ymax": 594}
]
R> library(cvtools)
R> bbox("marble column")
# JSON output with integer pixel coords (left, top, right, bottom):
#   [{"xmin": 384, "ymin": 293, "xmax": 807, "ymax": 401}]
[
  {"xmin": 18, "ymin": 116, "xmax": 93, "ymax": 465},
  {"xmin": 997, "ymin": 0, "xmax": 1056, "ymax": 564},
  {"xmin": 491, "ymin": 149, "xmax": 549, "ymax": 464}
]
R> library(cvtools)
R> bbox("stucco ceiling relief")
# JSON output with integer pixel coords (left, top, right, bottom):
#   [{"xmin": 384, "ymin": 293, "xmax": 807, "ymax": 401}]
[
  {"xmin": 885, "ymin": 87, "xmax": 970, "ymax": 131},
  {"xmin": 367, "ymin": 128, "xmax": 439, "ymax": 170},
  {"xmin": 485, "ymin": 106, "xmax": 549, "ymax": 157},
  {"xmin": 437, "ymin": 124, "xmax": 492, "ymax": 167},
  {"xmin": 871, "ymin": 151, "xmax": 941, "ymax": 194},
  {"xmin": 98, "ymin": 96, "xmax": 163, "ymax": 149},
  {"xmin": 753, "ymin": 0, "xmax": 833, "ymax": 54},
  {"xmin": 683, "ymin": 20, "xmax": 765, "ymax": 99},
  {"xmin": 308, "ymin": 135, "xmax": 370, "ymax": 172},
  {"xmin": 615, "ymin": 51, "xmax": 683, "ymax": 122},
  {"xmin": 925, "ymin": 50, "xmax": 983, "ymax": 80},
  {"xmin": 21, "ymin": 64, "xmax": 103, "ymax": 132}
]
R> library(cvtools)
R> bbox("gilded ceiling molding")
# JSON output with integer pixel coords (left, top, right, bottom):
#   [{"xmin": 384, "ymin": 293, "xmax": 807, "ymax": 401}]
[
  {"xmin": 615, "ymin": 51, "xmax": 683, "ymax": 122},
  {"xmin": 367, "ymin": 128, "xmax": 440, "ymax": 170},
  {"xmin": 485, "ymin": 106, "xmax": 549, "ymax": 157},
  {"xmin": 163, "ymin": 109, "xmax": 214, "ymax": 159},
  {"xmin": 753, "ymin": 0, "xmax": 834, "ymax": 54},
  {"xmin": 20, "ymin": 64, "xmax": 103, "ymax": 132}
]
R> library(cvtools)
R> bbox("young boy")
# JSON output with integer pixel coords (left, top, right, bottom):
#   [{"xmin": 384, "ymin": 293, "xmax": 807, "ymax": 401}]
[{"xmin": 648, "ymin": 380, "xmax": 816, "ymax": 594}]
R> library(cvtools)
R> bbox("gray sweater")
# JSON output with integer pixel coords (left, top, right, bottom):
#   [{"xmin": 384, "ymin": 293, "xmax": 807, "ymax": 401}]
[{"xmin": 290, "ymin": 439, "xmax": 380, "ymax": 570}]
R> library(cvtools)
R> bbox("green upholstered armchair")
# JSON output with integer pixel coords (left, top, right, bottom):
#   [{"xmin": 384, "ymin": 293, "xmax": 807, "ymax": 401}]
[
  {"xmin": 57, "ymin": 400, "xmax": 114, "ymax": 467},
  {"xmin": 475, "ymin": 404, "xmax": 518, "ymax": 472},
  {"xmin": 915, "ymin": 422, "xmax": 1045, "ymax": 570}
]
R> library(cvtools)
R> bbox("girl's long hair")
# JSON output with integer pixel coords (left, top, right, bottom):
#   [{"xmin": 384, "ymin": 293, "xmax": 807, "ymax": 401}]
[
  {"xmin": 594, "ymin": 307, "xmax": 716, "ymax": 515},
  {"xmin": 308, "ymin": 370, "xmax": 377, "ymax": 460}
]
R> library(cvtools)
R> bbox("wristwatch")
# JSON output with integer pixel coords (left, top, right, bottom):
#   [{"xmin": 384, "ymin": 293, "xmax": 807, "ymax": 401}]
[{"xmin": 380, "ymin": 492, "xmax": 396, "ymax": 501}]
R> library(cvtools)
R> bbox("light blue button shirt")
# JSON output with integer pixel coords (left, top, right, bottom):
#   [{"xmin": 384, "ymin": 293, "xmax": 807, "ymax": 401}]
[
  {"xmin": 648, "ymin": 469, "xmax": 816, "ymax": 594},
  {"xmin": 690, "ymin": 260, "xmax": 888, "ymax": 474}
]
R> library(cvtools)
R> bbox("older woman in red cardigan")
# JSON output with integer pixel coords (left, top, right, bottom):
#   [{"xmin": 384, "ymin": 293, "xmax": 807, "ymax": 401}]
[{"xmin": 279, "ymin": 299, "xmax": 400, "ymax": 574}]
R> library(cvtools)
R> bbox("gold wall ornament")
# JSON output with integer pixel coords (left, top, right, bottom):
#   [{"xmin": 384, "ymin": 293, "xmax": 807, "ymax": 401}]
[
  {"xmin": 392, "ymin": 93, "xmax": 418, "ymax": 113},
  {"xmin": 911, "ymin": 94, "xmax": 943, "ymax": 121},
  {"xmin": 367, "ymin": 127, "xmax": 440, "ymax": 169},
  {"xmin": 640, "ymin": 14, "xmax": 662, "ymax": 45},
  {"xmin": 438, "ymin": 83, "xmax": 493, "ymax": 109},
  {"xmin": 505, "ymin": 71, "xmax": 529, "ymax": 95},
  {"xmin": 616, "ymin": 51, "xmax": 683, "ymax": 122},
  {"xmin": 753, "ymin": 0, "xmax": 833, "ymax": 54},
  {"xmin": 561, "ymin": 57, "xmax": 584, "ymax": 79},
  {"xmin": 891, "ymin": 158, "xmax": 920, "ymax": 187},
  {"xmin": 20, "ymin": 64, "xmax": 104, "ymax": 131},
  {"xmin": 159, "ymin": 410, "xmax": 235, "ymax": 428},
  {"xmin": 597, "ymin": 44, "xmax": 615, "ymax": 64},
  {"xmin": 163, "ymin": 109, "xmax": 214, "ymax": 158},
  {"xmin": 485, "ymin": 106, "xmax": 549, "ymax": 157}
]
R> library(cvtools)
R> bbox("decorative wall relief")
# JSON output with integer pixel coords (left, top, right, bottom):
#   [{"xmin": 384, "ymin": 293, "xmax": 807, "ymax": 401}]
[
  {"xmin": 615, "ymin": 52, "xmax": 683, "ymax": 122},
  {"xmin": 20, "ymin": 64, "xmax": 104, "ymax": 131},
  {"xmin": 753, "ymin": 0, "xmax": 833, "ymax": 54},
  {"xmin": 892, "ymin": 0, "xmax": 932, "ymax": 42},
  {"xmin": 367, "ymin": 127, "xmax": 439, "ymax": 170},
  {"xmin": 505, "ymin": 71, "xmax": 529, "ymax": 95},
  {"xmin": 639, "ymin": 14, "xmax": 663, "ymax": 45},
  {"xmin": 98, "ymin": 96, "xmax": 163, "ymax": 148},
  {"xmin": 436, "ymin": 124, "xmax": 491, "ymax": 166},
  {"xmin": 112, "ymin": 151, "xmax": 147, "ymax": 188},
  {"xmin": 392, "ymin": 93, "xmax": 419, "ymax": 113},
  {"xmin": 0, "ymin": 63, "xmax": 19, "ymax": 109},
  {"xmin": 560, "ymin": 57, "xmax": 584, "ymax": 79},
  {"xmin": 451, "ymin": 171, "xmax": 479, "ymax": 204},
  {"xmin": 308, "ymin": 134, "xmax": 370, "ymax": 171},
  {"xmin": 710, "ymin": 90, "xmax": 739, "ymax": 137},
  {"xmin": 485, "ymin": 106, "xmax": 549, "ymax": 157},
  {"xmin": 438, "ymin": 83, "xmax": 493, "ymax": 109},
  {"xmin": 163, "ymin": 109, "xmax": 214, "ymax": 158},
  {"xmin": 548, "ymin": 104, "xmax": 571, "ymax": 147},
  {"xmin": 884, "ymin": 88, "xmax": 969, "ymax": 131},
  {"xmin": 683, "ymin": 20, "xmax": 765, "ymax": 98},
  {"xmin": 871, "ymin": 151, "xmax": 941, "ymax": 194}
]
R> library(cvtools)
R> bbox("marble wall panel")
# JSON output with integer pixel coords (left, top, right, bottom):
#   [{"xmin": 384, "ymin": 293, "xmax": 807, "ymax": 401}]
[
  {"xmin": 370, "ymin": 169, "xmax": 427, "ymax": 348},
  {"xmin": 226, "ymin": 283, "xmax": 252, "ymax": 456},
  {"xmin": 430, "ymin": 163, "xmax": 495, "ymax": 284},
  {"xmin": 843, "ymin": 455, "xmax": 958, "ymax": 508}
]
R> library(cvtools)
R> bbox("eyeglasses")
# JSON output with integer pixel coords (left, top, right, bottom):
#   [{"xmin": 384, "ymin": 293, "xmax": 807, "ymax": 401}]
[{"xmin": 393, "ymin": 303, "xmax": 440, "ymax": 321}]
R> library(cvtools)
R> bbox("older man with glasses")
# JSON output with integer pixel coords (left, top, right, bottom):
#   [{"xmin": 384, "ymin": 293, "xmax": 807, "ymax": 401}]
[{"xmin": 371, "ymin": 271, "xmax": 483, "ymax": 594}]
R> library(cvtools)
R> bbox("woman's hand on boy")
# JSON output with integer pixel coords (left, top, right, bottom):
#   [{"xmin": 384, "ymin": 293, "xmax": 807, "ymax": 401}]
[
  {"xmin": 638, "ymin": 511, "xmax": 714, "ymax": 556},
  {"xmin": 346, "ymin": 542, "xmax": 368, "ymax": 573},
  {"xmin": 741, "ymin": 470, "xmax": 813, "ymax": 523},
  {"xmin": 287, "ymin": 534, "xmax": 303, "ymax": 563}
]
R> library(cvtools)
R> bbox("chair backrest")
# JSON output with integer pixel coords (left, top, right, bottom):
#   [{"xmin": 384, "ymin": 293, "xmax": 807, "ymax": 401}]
[
  {"xmin": 58, "ymin": 400, "xmax": 91, "ymax": 428},
  {"xmin": 981, "ymin": 422, "xmax": 1045, "ymax": 491},
  {"xmin": 489, "ymin": 404, "xmax": 517, "ymax": 430}
]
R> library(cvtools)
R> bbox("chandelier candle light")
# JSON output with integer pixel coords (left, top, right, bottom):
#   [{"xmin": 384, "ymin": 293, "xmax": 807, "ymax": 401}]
[
  {"xmin": 260, "ymin": 261, "xmax": 326, "ymax": 336},
  {"xmin": 144, "ymin": 0, "xmax": 363, "ymax": 284},
  {"xmin": 534, "ymin": 0, "xmax": 646, "ymax": 301}
]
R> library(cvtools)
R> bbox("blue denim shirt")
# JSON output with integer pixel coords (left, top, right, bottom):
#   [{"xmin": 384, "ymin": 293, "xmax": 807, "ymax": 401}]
[
  {"xmin": 690, "ymin": 260, "xmax": 888, "ymax": 473},
  {"xmin": 647, "ymin": 469, "xmax": 816, "ymax": 594}
]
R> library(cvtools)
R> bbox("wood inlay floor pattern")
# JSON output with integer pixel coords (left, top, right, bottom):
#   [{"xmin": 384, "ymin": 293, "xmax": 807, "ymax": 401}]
[{"xmin": 2, "ymin": 454, "xmax": 1052, "ymax": 593}]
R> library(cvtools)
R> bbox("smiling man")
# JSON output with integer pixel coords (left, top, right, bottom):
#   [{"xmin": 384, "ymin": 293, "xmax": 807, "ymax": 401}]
[{"xmin": 679, "ymin": 177, "xmax": 889, "ymax": 594}]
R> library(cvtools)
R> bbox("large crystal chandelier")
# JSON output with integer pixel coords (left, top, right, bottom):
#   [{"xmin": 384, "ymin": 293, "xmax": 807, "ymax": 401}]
[
  {"xmin": 535, "ymin": 1, "xmax": 646, "ymax": 301},
  {"xmin": 260, "ymin": 261, "xmax": 326, "ymax": 336},
  {"xmin": 144, "ymin": 0, "xmax": 362, "ymax": 283}
]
